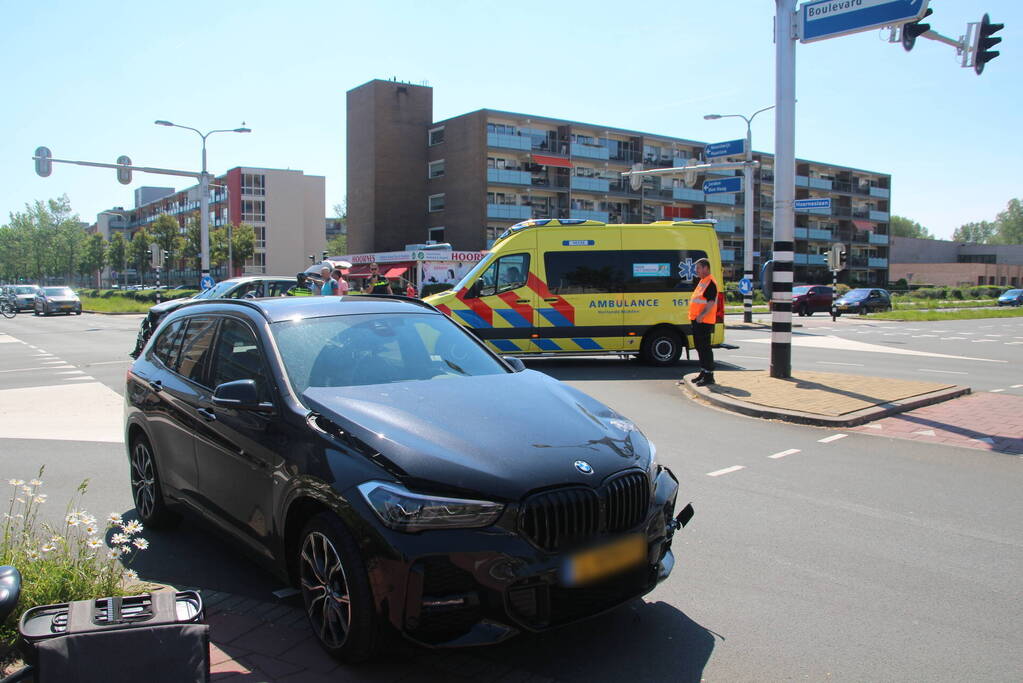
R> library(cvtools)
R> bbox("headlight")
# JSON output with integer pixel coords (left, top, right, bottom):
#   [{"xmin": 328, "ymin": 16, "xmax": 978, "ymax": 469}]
[
  {"xmin": 357, "ymin": 481, "xmax": 504, "ymax": 532},
  {"xmin": 647, "ymin": 441, "xmax": 658, "ymax": 471}
]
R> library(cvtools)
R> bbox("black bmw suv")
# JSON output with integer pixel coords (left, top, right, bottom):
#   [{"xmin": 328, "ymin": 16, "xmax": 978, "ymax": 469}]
[{"xmin": 125, "ymin": 295, "xmax": 691, "ymax": 661}]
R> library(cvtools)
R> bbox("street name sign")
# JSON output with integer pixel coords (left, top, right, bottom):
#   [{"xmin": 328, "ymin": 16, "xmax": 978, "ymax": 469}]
[
  {"xmin": 703, "ymin": 177, "xmax": 743, "ymax": 194},
  {"xmin": 793, "ymin": 198, "xmax": 832, "ymax": 210},
  {"xmin": 705, "ymin": 139, "xmax": 745, "ymax": 159},
  {"xmin": 799, "ymin": 0, "xmax": 930, "ymax": 43}
]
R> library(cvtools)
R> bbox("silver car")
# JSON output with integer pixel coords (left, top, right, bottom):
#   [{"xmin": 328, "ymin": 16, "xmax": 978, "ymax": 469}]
[
  {"xmin": 34, "ymin": 286, "xmax": 82, "ymax": 316},
  {"xmin": 7, "ymin": 285, "xmax": 40, "ymax": 311}
]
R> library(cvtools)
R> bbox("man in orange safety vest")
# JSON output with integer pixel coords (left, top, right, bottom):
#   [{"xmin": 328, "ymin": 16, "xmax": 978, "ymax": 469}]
[{"xmin": 688, "ymin": 258, "xmax": 718, "ymax": 386}]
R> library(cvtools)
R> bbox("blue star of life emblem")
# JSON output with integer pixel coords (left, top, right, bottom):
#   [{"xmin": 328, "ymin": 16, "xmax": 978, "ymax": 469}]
[{"xmin": 678, "ymin": 258, "xmax": 697, "ymax": 282}]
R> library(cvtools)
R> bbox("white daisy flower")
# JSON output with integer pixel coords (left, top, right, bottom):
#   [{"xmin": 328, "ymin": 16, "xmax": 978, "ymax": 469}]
[
  {"xmin": 65, "ymin": 512, "xmax": 82, "ymax": 526},
  {"xmin": 123, "ymin": 520, "xmax": 144, "ymax": 535},
  {"xmin": 87, "ymin": 537, "xmax": 103, "ymax": 549},
  {"xmin": 123, "ymin": 569, "xmax": 139, "ymax": 583},
  {"xmin": 29, "ymin": 479, "xmax": 43, "ymax": 487},
  {"xmin": 107, "ymin": 547, "xmax": 122, "ymax": 559},
  {"xmin": 50, "ymin": 535, "xmax": 62, "ymax": 545},
  {"xmin": 8, "ymin": 479, "xmax": 24, "ymax": 487},
  {"xmin": 107, "ymin": 513, "xmax": 123, "ymax": 526},
  {"xmin": 41, "ymin": 543, "xmax": 56, "ymax": 553},
  {"xmin": 20, "ymin": 486, "xmax": 33, "ymax": 495},
  {"xmin": 33, "ymin": 495, "xmax": 47, "ymax": 504},
  {"xmin": 25, "ymin": 549, "xmax": 40, "ymax": 561},
  {"xmin": 121, "ymin": 545, "xmax": 132, "ymax": 555},
  {"xmin": 111, "ymin": 532, "xmax": 130, "ymax": 546},
  {"xmin": 132, "ymin": 538, "xmax": 149, "ymax": 550},
  {"xmin": 84, "ymin": 524, "xmax": 97, "ymax": 535}
]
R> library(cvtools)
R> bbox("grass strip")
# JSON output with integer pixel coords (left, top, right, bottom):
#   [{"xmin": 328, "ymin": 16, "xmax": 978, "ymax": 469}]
[
  {"xmin": 79, "ymin": 296, "xmax": 151, "ymax": 313},
  {"xmin": 872, "ymin": 307, "xmax": 1023, "ymax": 321}
]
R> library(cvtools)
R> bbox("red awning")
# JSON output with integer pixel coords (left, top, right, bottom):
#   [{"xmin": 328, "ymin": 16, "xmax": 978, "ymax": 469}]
[
  {"xmin": 531, "ymin": 154, "xmax": 573, "ymax": 168},
  {"xmin": 384, "ymin": 267, "xmax": 408, "ymax": 279},
  {"xmin": 852, "ymin": 220, "xmax": 874, "ymax": 231}
]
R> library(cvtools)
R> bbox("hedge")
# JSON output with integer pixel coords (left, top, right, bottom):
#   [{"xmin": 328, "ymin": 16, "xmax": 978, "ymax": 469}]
[{"xmin": 77, "ymin": 288, "xmax": 198, "ymax": 303}]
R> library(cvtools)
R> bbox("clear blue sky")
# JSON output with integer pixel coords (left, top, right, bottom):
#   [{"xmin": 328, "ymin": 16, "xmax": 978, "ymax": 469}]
[{"xmin": 1, "ymin": 0, "xmax": 1019, "ymax": 240}]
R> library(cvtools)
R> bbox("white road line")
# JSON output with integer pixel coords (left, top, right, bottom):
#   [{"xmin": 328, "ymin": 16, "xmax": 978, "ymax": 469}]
[
  {"xmin": 64, "ymin": 376, "xmax": 95, "ymax": 381},
  {"xmin": 818, "ymin": 434, "xmax": 847, "ymax": 443},
  {"xmin": 971, "ymin": 340, "xmax": 997, "ymax": 343},
  {"xmin": 940, "ymin": 337, "xmax": 966, "ymax": 340},
  {"xmin": 40, "ymin": 360, "xmax": 67, "ymax": 365},
  {"xmin": 769, "ymin": 449, "xmax": 800, "ymax": 459},
  {"xmin": 54, "ymin": 370, "xmax": 85, "ymax": 375},
  {"xmin": 729, "ymin": 355, "xmax": 768, "ymax": 360},
  {"xmin": 1006, "ymin": 342, "xmax": 1023, "ymax": 345},
  {"xmin": 985, "ymin": 334, "xmax": 1003, "ymax": 337},
  {"xmin": 919, "ymin": 368, "xmax": 968, "ymax": 374},
  {"xmin": 707, "ymin": 465, "xmax": 745, "ymax": 477},
  {"xmin": 1011, "ymin": 384, "xmax": 1023, "ymax": 389},
  {"xmin": 912, "ymin": 334, "xmax": 938, "ymax": 338},
  {"xmin": 990, "ymin": 389, "xmax": 1005, "ymax": 393},
  {"xmin": 817, "ymin": 361, "xmax": 864, "ymax": 366}
]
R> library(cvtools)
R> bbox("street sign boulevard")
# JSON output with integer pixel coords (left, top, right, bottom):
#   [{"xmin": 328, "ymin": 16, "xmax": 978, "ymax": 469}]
[
  {"xmin": 705, "ymin": 139, "xmax": 745, "ymax": 159},
  {"xmin": 702, "ymin": 177, "xmax": 743, "ymax": 194},
  {"xmin": 800, "ymin": 0, "xmax": 930, "ymax": 43}
]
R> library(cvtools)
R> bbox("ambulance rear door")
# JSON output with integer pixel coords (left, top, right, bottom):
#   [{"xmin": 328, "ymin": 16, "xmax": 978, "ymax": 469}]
[{"xmin": 533, "ymin": 228, "xmax": 624, "ymax": 354}]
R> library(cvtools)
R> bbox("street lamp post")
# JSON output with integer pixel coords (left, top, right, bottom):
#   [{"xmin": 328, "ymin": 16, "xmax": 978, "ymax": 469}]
[
  {"xmin": 704, "ymin": 106, "xmax": 775, "ymax": 323},
  {"xmin": 154, "ymin": 121, "xmax": 250, "ymax": 283}
]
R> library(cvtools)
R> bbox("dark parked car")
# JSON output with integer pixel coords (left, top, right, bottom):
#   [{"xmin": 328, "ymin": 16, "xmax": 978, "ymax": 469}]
[
  {"xmin": 6, "ymin": 285, "xmax": 40, "ymax": 311},
  {"xmin": 125, "ymin": 296, "xmax": 691, "ymax": 662},
  {"xmin": 997, "ymin": 289, "xmax": 1023, "ymax": 306},
  {"xmin": 792, "ymin": 285, "xmax": 833, "ymax": 316},
  {"xmin": 131, "ymin": 276, "xmax": 307, "ymax": 358},
  {"xmin": 34, "ymin": 286, "xmax": 82, "ymax": 315},
  {"xmin": 834, "ymin": 288, "xmax": 891, "ymax": 315}
]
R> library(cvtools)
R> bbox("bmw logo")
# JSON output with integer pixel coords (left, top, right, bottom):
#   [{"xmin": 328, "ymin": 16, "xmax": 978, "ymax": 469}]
[{"xmin": 574, "ymin": 460, "xmax": 594, "ymax": 475}]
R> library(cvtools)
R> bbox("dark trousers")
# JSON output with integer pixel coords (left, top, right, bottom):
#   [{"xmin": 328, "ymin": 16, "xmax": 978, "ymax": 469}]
[{"xmin": 691, "ymin": 321, "xmax": 714, "ymax": 373}]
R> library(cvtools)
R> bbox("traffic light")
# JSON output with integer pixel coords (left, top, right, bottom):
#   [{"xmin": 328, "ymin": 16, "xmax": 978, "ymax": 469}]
[
  {"xmin": 974, "ymin": 13, "xmax": 1003, "ymax": 75},
  {"xmin": 829, "ymin": 243, "xmax": 847, "ymax": 271},
  {"xmin": 116, "ymin": 155, "xmax": 132, "ymax": 185},
  {"xmin": 901, "ymin": 8, "xmax": 933, "ymax": 51},
  {"xmin": 34, "ymin": 147, "xmax": 52, "ymax": 177}
]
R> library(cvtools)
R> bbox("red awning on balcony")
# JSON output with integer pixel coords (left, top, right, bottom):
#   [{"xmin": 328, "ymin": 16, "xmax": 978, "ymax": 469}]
[
  {"xmin": 384, "ymin": 267, "xmax": 408, "ymax": 279},
  {"xmin": 531, "ymin": 154, "xmax": 573, "ymax": 168},
  {"xmin": 852, "ymin": 220, "xmax": 874, "ymax": 231}
]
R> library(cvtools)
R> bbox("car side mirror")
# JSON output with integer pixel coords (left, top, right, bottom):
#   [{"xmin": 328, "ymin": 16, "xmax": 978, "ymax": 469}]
[
  {"xmin": 466, "ymin": 280, "xmax": 482, "ymax": 299},
  {"xmin": 213, "ymin": 379, "xmax": 273, "ymax": 412},
  {"xmin": 502, "ymin": 356, "xmax": 526, "ymax": 372}
]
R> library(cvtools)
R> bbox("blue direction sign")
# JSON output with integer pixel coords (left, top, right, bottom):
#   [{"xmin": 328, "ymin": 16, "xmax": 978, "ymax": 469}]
[
  {"xmin": 705, "ymin": 139, "xmax": 745, "ymax": 159},
  {"xmin": 793, "ymin": 198, "xmax": 832, "ymax": 210},
  {"xmin": 738, "ymin": 278, "xmax": 754, "ymax": 296},
  {"xmin": 800, "ymin": 0, "xmax": 930, "ymax": 43},
  {"xmin": 703, "ymin": 177, "xmax": 743, "ymax": 194}
]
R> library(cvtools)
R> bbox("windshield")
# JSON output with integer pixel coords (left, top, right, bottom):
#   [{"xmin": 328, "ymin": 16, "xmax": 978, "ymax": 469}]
[
  {"xmin": 452, "ymin": 256, "xmax": 494, "ymax": 292},
  {"xmin": 842, "ymin": 289, "xmax": 869, "ymax": 300},
  {"xmin": 1003, "ymin": 289, "xmax": 1022, "ymax": 296},
  {"xmin": 194, "ymin": 280, "xmax": 239, "ymax": 300},
  {"xmin": 42, "ymin": 287, "xmax": 74, "ymax": 297},
  {"xmin": 792, "ymin": 286, "xmax": 811, "ymax": 295},
  {"xmin": 15, "ymin": 286, "xmax": 38, "ymax": 295},
  {"xmin": 271, "ymin": 312, "xmax": 508, "ymax": 395}
]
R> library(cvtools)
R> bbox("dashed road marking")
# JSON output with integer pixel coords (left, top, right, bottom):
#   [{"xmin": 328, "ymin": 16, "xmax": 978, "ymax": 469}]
[
  {"xmin": 769, "ymin": 449, "xmax": 800, "ymax": 459},
  {"xmin": 817, "ymin": 361, "xmax": 864, "ymax": 366},
  {"xmin": 64, "ymin": 376, "xmax": 95, "ymax": 381},
  {"xmin": 990, "ymin": 389, "xmax": 1005, "ymax": 393},
  {"xmin": 818, "ymin": 434, "xmax": 847, "ymax": 443},
  {"xmin": 1011, "ymin": 384, "xmax": 1023, "ymax": 389},
  {"xmin": 707, "ymin": 465, "xmax": 745, "ymax": 477},
  {"xmin": 919, "ymin": 368, "xmax": 967, "ymax": 374}
]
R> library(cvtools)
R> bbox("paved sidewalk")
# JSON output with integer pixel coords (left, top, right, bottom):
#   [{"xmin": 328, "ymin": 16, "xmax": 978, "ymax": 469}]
[{"xmin": 681, "ymin": 368, "xmax": 969, "ymax": 427}]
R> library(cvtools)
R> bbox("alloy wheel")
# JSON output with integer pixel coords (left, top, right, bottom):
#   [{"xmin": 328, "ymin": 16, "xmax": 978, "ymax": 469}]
[
  {"xmin": 300, "ymin": 531, "xmax": 352, "ymax": 649},
  {"xmin": 130, "ymin": 441, "xmax": 157, "ymax": 521}
]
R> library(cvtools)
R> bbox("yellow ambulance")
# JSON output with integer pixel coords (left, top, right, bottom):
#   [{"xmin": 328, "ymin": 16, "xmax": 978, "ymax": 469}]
[{"xmin": 424, "ymin": 218, "xmax": 725, "ymax": 365}]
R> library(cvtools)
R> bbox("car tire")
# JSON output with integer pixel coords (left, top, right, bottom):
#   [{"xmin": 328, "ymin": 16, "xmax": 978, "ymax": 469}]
[
  {"xmin": 298, "ymin": 512, "xmax": 380, "ymax": 663},
  {"xmin": 129, "ymin": 433, "xmax": 179, "ymax": 529},
  {"xmin": 858, "ymin": 305, "xmax": 867, "ymax": 316},
  {"xmin": 75, "ymin": 310, "xmax": 81, "ymax": 315},
  {"xmin": 641, "ymin": 328, "xmax": 683, "ymax": 366},
  {"xmin": 805, "ymin": 307, "xmax": 814, "ymax": 317}
]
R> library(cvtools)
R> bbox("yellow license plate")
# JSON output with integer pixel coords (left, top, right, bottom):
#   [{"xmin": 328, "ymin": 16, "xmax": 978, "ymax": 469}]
[{"xmin": 566, "ymin": 534, "xmax": 646, "ymax": 586}]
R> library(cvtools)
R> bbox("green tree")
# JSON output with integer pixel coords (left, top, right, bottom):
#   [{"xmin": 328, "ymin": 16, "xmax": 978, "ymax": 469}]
[
  {"xmin": 209, "ymin": 227, "xmax": 229, "ymax": 269},
  {"xmin": 5, "ymin": 195, "xmax": 80, "ymax": 281},
  {"xmin": 107, "ymin": 232, "xmax": 127, "ymax": 286},
  {"xmin": 129, "ymin": 228, "xmax": 153, "ymax": 283},
  {"xmin": 181, "ymin": 214, "xmax": 203, "ymax": 270},
  {"xmin": 890, "ymin": 215, "xmax": 932, "ymax": 239},
  {"xmin": 79, "ymin": 233, "xmax": 107, "ymax": 285},
  {"xmin": 326, "ymin": 234, "xmax": 347, "ymax": 256},
  {"xmin": 149, "ymin": 214, "xmax": 182, "ymax": 269},
  {"xmin": 229, "ymin": 223, "xmax": 256, "ymax": 272},
  {"xmin": 952, "ymin": 221, "xmax": 998, "ymax": 244},
  {"xmin": 994, "ymin": 198, "xmax": 1023, "ymax": 245}
]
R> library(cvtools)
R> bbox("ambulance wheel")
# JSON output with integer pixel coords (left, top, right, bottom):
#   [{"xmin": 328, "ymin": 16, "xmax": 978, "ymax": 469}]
[{"xmin": 641, "ymin": 328, "xmax": 682, "ymax": 366}]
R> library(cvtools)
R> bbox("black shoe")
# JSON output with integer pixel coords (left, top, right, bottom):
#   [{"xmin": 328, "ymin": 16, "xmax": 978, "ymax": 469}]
[{"xmin": 696, "ymin": 374, "xmax": 715, "ymax": 386}]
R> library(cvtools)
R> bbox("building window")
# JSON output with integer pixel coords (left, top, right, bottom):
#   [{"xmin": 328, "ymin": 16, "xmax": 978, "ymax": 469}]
[
  {"xmin": 429, "ymin": 194, "xmax": 445, "ymax": 212},
  {"xmin": 241, "ymin": 200, "xmax": 265, "ymax": 222},
  {"xmin": 428, "ymin": 226, "xmax": 445, "ymax": 243},
  {"xmin": 241, "ymin": 174, "xmax": 266, "ymax": 196},
  {"xmin": 428, "ymin": 160, "xmax": 445, "ymax": 178},
  {"xmin": 486, "ymin": 227, "xmax": 501, "ymax": 248},
  {"xmin": 253, "ymin": 226, "xmax": 266, "ymax": 249},
  {"xmin": 429, "ymin": 126, "xmax": 445, "ymax": 146}
]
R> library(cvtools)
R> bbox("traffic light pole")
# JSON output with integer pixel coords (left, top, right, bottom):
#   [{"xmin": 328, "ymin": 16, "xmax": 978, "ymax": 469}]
[{"xmin": 831, "ymin": 269, "xmax": 838, "ymax": 322}]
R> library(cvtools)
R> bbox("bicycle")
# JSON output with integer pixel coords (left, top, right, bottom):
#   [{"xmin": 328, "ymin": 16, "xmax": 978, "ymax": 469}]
[{"xmin": 0, "ymin": 300, "xmax": 16, "ymax": 319}]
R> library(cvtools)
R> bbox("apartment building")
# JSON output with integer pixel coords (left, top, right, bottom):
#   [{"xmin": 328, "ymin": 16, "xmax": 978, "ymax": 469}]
[
  {"xmin": 95, "ymin": 166, "xmax": 325, "ymax": 278},
  {"xmin": 347, "ymin": 79, "xmax": 892, "ymax": 285}
]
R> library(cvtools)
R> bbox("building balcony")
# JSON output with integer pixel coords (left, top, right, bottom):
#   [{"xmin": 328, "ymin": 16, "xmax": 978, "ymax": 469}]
[
  {"xmin": 487, "ymin": 204, "xmax": 531, "ymax": 220},
  {"xmin": 794, "ymin": 228, "xmax": 833, "ymax": 241},
  {"xmin": 806, "ymin": 254, "xmax": 827, "ymax": 265},
  {"xmin": 868, "ymin": 232, "xmax": 889, "ymax": 245},
  {"xmin": 714, "ymin": 219, "xmax": 737, "ymax": 233},
  {"xmin": 707, "ymin": 168, "xmax": 735, "ymax": 176},
  {"xmin": 809, "ymin": 177, "xmax": 833, "ymax": 190},
  {"xmin": 488, "ymin": 133, "xmax": 532, "ymax": 151},
  {"xmin": 870, "ymin": 210, "xmax": 889, "ymax": 222},
  {"xmin": 487, "ymin": 168, "xmax": 531, "ymax": 185},
  {"xmin": 532, "ymin": 207, "xmax": 568, "ymax": 220},
  {"xmin": 706, "ymin": 193, "xmax": 736, "ymax": 206},
  {"xmin": 833, "ymin": 180, "xmax": 852, "ymax": 193},
  {"xmin": 832, "ymin": 205, "xmax": 852, "ymax": 217},
  {"xmin": 531, "ymin": 174, "xmax": 569, "ymax": 190},
  {"xmin": 570, "ymin": 176, "xmax": 610, "ymax": 192},
  {"xmin": 869, "ymin": 187, "xmax": 890, "ymax": 199},
  {"xmin": 796, "ymin": 175, "xmax": 809, "ymax": 187},
  {"xmin": 674, "ymin": 187, "xmax": 705, "ymax": 202},
  {"xmin": 609, "ymin": 212, "xmax": 642, "ymax": 224},
  {"xmin": 869, "ymin": 257, "xmax": 888, "ymax": 268},
  {"xmin": 571, "ymin": 143, "xmax": 610, "ymax": 160},
  {"xmin": 570, "ymin": 209, "xmax": 609, "ymax": 222}
]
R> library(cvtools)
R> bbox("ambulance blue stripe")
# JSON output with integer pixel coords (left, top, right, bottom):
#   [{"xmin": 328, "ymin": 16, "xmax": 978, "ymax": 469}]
[
  {"xmin": 539, "ymin": 308, "xmax": 573, "ymax": 327},
  {"xmin": 454, "ymin": 310, "xmax": 492, "ymax": 328},
  {"xmin": 491, "ymin": 340, "xmax": 519, "ymax": 352},
  {"xmin": 496, "ymin": 309, "xmax": 532, "ymax": 328},
  {"xmin": 534, "ymin": 339, "xmax": 562, "ymax": 351},
  {"xmin": 571, "ymin": 338, "xmax": 601, "ymax": 350}
]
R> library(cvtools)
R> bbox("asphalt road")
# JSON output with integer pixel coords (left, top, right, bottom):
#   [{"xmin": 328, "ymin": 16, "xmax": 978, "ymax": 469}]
[{"xmin": 0, "ymin": 311, "xmax": 1020, "ymax": 681}]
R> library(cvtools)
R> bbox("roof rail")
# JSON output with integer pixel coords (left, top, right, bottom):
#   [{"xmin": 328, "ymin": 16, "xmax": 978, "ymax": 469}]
[
  {"xmin": 351, "ymin": 293, "xmax": 441, "ymax": 312},
  {"xmin": 173, "ymin": 297, "xmax": 272, "ymax": 320}
]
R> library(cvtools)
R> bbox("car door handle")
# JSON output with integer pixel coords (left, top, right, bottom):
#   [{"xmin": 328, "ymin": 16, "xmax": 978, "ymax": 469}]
[
  {"xmin": 147, "ymin": 380, "xmax": 162, "ymax": 393},
  {"xmin": 197, "ymin": 408, "xmax": 217, "ymax": 422},
  {"xmin": 516, "ymin": 299, "xmax": 530, "ymax": 304},
  {"xmin": 543, "ymin": 297, "xmax": 558, "ymax": 302}
]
